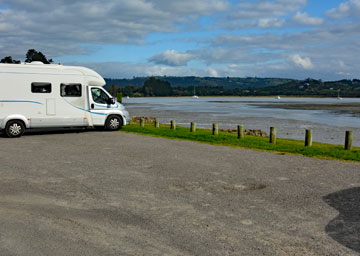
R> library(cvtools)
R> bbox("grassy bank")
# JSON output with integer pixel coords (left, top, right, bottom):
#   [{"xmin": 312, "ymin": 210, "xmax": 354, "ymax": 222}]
[{"xmin": 120, "ymin": 124, "xmax": 360, "ymax": 162}]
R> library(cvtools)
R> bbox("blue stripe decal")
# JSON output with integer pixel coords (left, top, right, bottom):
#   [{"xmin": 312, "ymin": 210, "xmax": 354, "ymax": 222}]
[
  {"xmin": 94, "ymin": 102, "xmax": 119, "ymax": 109},
  {"xmin": 0, "ymin": 100, "xmax": 43, "ymax": 105},
  {"xmin": 62, "ymin": 98, "xmax": 107, "ymax": 116}
]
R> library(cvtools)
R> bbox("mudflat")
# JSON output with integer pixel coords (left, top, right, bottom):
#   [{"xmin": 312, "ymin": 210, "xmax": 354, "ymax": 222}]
[
  {"xmin": 0, "ymin": 130, "xmax": 359, "ymax": 255},
  {"xmin": 124, "ymin": 100, "xmax": 360, "ymax": 146},
  {"xmin": 261, "ymin": 102, "xmax": 360, "ymax": 116}
]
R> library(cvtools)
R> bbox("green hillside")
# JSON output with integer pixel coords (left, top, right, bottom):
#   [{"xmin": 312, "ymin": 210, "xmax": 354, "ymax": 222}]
[
  {"xmin": 252, "ymin": 79, "xmax": 360, "ymax": 97},
  {"xmin": 105, "ymin": 76, "xmax": 294, "ymax": 89},
  {"xmin": 105, "ymin": 77, "xmax": 360, "ymax": 97}
]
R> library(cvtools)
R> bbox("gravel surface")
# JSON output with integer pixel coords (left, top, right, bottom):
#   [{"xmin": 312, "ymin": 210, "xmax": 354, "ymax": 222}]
[{"xmin": 0, "ymin": 130, "xmax": 359, "ymax": 255}]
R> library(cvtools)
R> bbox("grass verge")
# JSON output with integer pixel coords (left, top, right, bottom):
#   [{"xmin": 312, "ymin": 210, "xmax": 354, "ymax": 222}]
[{"xmin": 120, "ymin": 124, "xmax": 360, "ymax": 162}]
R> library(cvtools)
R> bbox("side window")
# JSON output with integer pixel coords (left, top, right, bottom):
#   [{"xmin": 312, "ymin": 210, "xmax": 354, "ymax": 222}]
[
  {"xmin": 60, "ymin": 83, "xmax": 82, "ymax": 97},
  {"xmin": 31, "ymin": 82, "xmax": 51, "ymax": 93},
  {"xmin": 91, "ymin": 88, "xmax": 110, "ymax": 104}
]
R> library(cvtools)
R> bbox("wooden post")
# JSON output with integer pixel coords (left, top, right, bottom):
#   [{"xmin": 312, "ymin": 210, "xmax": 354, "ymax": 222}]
[
  {"xmin": 270, "ymin": 127, "xmax": 276, "ymax": 144},
  {"xmin": 213, "ymin": 123, "xmax": 218, "ymax": 136},
  {"xmin": 171, "ymin": 120, "xmax": 176, "ymax": 130},
  {"xmin": 191, "ymin": 122, "xmax": 196, "ymax": 132},
  {"xmin": 305, "ymin": 129, "xmax": 312, "ymax": 147},
  {"xmin": 155, "ymin": 119, "xmax": 160, "ymax": 128},
  {"xmin": 238, "ymin": 125, "xmax": 244, "ymax": 139},
  {"xmin": 140, "ymin": 118, "xmax": 145, "ymax": 127},
  {"xmin": 345, "ymin": 131, "xmax": 353, "ymax": 150}
]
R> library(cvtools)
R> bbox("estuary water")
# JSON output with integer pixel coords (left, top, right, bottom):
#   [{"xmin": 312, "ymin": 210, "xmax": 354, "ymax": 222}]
[{"xmin": 123, "ymin": 97, "xmax": 360, "ymax": 146}]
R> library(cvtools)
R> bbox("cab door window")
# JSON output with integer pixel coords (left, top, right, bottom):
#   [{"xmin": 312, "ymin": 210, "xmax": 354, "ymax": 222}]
[{"xmin": 91, "ymin": 88, "xmax": 110, "ymax": 104}]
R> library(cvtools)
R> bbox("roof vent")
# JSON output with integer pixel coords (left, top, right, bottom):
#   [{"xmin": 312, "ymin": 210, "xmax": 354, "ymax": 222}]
[{"xmin": 27, "ymin": 61, "xmax": 44, "ymax": 65}]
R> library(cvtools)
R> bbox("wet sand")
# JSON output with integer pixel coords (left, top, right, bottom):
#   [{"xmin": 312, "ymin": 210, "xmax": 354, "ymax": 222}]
[{"xmin": 260, "ymin": 102, "xmax": 360, "ymax": 117}]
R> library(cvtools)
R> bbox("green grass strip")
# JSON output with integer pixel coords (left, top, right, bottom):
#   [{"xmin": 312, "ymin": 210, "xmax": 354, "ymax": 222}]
[{"xmin": 120, "ymin": 124, "xmax": 360, "ymax": 162}]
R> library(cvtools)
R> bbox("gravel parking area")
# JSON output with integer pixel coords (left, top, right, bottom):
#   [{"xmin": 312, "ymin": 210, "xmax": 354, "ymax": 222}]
[{"xmin": 0, "ymin": 130, "xmax": 359, "ymax": 255}]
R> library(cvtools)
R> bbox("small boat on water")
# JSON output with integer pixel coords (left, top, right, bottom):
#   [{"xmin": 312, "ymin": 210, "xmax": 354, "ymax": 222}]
[
  {"xmin": 275, "ymin": 96, "xmax": 281, "ymax": 99},
  {"xmin": 337, "ymin": 90, "xmax": 342, "ymax": 100},
  {"xmin": 192, "ymin": 86, "xmax": 198, "ymax": 99}
]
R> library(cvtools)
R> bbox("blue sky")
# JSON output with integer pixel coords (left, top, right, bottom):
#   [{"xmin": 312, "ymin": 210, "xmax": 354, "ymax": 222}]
[{"xmin": 0, "ymin": 0, "xmax": 359, "ymax": 80}]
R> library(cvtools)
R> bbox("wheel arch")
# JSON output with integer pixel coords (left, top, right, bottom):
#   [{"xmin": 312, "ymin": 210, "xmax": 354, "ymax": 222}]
[{"xmin": 2, "ymin": 115, "xmax": 29, "ymax": 129}]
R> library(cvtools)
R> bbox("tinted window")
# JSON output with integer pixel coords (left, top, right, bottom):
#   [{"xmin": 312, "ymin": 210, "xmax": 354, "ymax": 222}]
[
  {"xmin": 91, "ymin": 88, "xmax": 110, "ymax": 104},
  {"xmin": 60, "ymin": 83, "xmax": 82, "ymax": 97},
  {"xmin": 31, "ymin": 82, "xmax": 51, "ymax": 93}
]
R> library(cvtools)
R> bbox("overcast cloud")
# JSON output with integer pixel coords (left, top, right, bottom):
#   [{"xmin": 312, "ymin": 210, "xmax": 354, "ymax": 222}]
[{"xmin": 0, "ymin": 0, "xmax": 359, "ymax": 80}]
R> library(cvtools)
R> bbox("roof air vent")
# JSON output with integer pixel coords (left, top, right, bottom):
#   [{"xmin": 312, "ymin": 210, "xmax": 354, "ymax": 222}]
[{"xmin": 28, "ymin": 61, "xmax": 44, "ymax": 65}]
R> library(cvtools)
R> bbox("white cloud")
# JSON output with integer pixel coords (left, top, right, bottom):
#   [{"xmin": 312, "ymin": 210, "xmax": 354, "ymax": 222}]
[
  {"xmin": 69, "ymin": 61, "xmax": 222, "ymax": 78},
  {"xmin": 153, "ymin": 0, "xmax": 228, "ymax": 15},
  {"xmin": 289, "ymin": 54, "xmax": 314, "ymax": 69},
  {"xmin": 207, "ymin": 68, "xmax": 219, "ymax": 77},
  {"xmin": 234, "ymin": 0, "xmax": 306, "ymax": 18},
  {"xmin": 338, "ymin": 60, "xmax": 346, "ymax": 68},
  {"xmin": 326, "ymin": 0, "xmax": 360, "ymax": 19},
  {"xmin": 291, "ymin": 12, "xmax": 323, "ymax": 26},
  {"xmin": 148, "ymin": 50, "xmax": 195, "ymax": 66},
  {"xmin": 216, "ymin": 0, "xmax": 308, "ymax": 29},
  {"xmin": 257, "ymin": 18, "xmax": 284, "ymax": 28},
  {"xmin": 0, "ymin": 0, "xmax": 229, "ymax": 58},
  {"xmin": 74, "ymin": 59, "xmax": 356, "ymax": 81}
]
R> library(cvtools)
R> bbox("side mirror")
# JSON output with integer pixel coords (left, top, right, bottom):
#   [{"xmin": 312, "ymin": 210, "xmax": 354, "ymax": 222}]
[{"xmin": 107, "ymin": 98, "xmax": 115, "ymax": 105}]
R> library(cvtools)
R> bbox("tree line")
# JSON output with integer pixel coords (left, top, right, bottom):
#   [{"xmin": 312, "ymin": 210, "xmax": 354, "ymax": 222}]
[
  {"xmin": 105, "ymin": 76, "xmax": 292, "ymax": 89},
  {"xmin": 106, "ymin": 77, "xmax": 360, "ymax": 97},
  {"xmin": 107, "ymin": 77, "xmax": 172, "ymax": 97},
  {"xmin": 1, "ymin": 49, "xmax": 53, "ymax": 64}
]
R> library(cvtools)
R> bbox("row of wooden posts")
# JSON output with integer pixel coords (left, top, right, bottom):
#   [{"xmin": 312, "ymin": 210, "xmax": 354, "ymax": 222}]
[{"xmin": 139, "ymin": 118, "xmax": 354, "ymax": 151}]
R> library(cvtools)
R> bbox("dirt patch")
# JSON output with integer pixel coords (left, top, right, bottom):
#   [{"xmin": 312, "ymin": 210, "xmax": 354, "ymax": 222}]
[
  {"xmin": 220, "ymin": 128, "xmax": 268, "ymax": 137},
  {"xmin": 131, "ymin": 116, "xmax": 157, "ymax": 123},
  {"xmin": 170, "ymin": 180, "xmax": 266, "ymax": 194}
]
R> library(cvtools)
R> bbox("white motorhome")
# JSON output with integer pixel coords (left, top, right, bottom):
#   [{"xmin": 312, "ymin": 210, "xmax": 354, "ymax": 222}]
[{"xmin": 0, "ymin": 62, "xmax": 130, "ymax": 137}]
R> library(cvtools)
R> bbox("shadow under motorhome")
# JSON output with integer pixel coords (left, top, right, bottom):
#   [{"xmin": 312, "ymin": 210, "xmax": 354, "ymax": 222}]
[{"xmin": 0, "ymin": 62, "xmax": 130, "ymax": 137}]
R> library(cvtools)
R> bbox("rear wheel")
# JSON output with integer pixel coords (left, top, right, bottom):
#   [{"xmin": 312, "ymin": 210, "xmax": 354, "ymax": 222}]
[
  {"xmin": 5, "ymin": 120, "xmax": 25, "ymax": 138},
  {"xmin": 105, "ymin": 115, "xmax": 123, "ymax": 131}
]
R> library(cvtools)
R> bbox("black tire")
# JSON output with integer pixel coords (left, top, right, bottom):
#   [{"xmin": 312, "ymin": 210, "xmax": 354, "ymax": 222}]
[
  {"xmin": 5, "ymin": 120, "xmax": 25, "ymax": 138},
  {"xmin": 105, "ymin": 115, "xmax": 123, "ymax": 131}
]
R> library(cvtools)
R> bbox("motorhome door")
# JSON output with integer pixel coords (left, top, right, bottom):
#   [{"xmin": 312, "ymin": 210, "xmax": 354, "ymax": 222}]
[{"xmin": 88, "ymin": 87, "xmax": 112, "ymax": 125}]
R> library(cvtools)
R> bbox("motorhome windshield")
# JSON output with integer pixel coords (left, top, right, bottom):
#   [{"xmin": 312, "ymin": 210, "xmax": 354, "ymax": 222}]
[{"xmin": 91, "ymin": 88, "xmax": 110, "ymax": 104}]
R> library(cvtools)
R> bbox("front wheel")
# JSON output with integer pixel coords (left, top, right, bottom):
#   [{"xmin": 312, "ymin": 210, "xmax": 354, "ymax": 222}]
[
  {"xmin": 5, "ymin": 120, "xmax": 25, "ymax": 138},
  {"xmin": 105, "ymin": 115, "xmax": 123, "ymax": 131}
]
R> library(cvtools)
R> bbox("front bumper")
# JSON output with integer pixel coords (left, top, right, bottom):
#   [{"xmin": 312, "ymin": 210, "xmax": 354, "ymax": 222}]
[{"xmin": 122, "ymin": 110, "xmax": 131, "ymax": 125}]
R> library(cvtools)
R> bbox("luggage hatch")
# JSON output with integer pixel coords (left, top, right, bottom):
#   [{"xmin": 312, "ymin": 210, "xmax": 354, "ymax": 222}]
[{"xmin": 46, "ymin": 98, "xmax": 56, "ymax": 115}]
